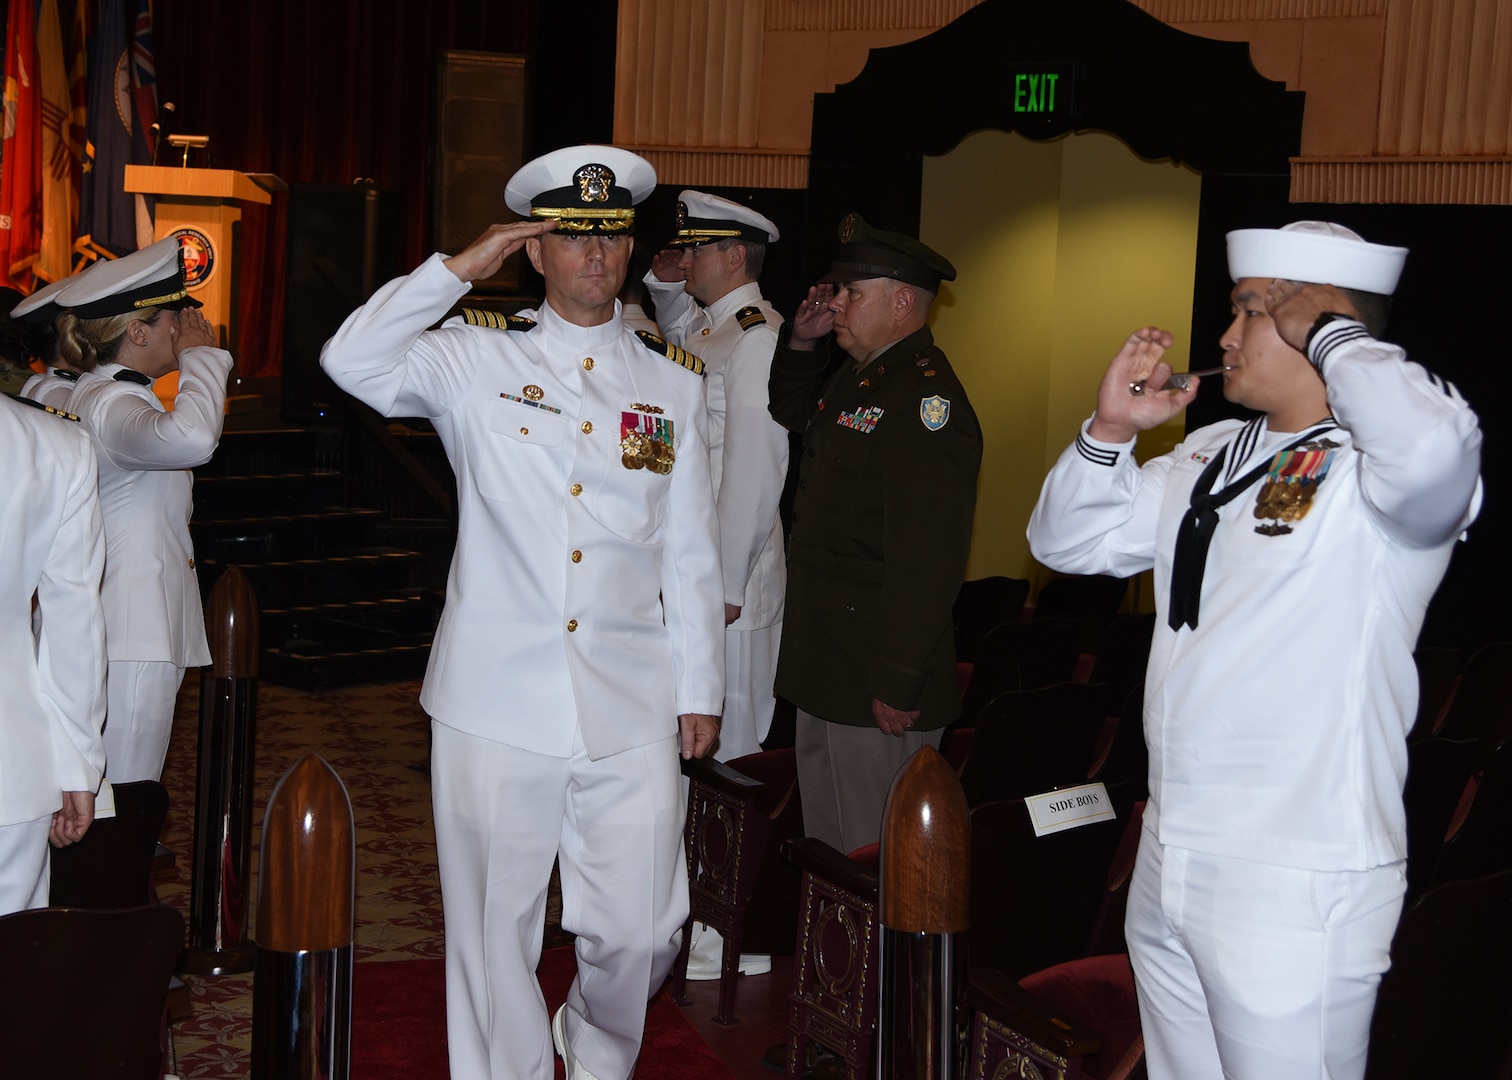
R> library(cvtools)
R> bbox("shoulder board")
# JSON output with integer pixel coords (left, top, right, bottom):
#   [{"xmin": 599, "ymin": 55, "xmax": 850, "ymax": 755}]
[
  {"xmin": 635, "ymin": 330, "xmax": 705, "ymax": 377},
  {"xmin": 114, "ymin": 368, "xmax": 152, "ymax": 385},
  {"xmin": 461, "ymin": 308, "xmax": 536, "ymax": 332},
  {"xmin": 735, "ymin": 305, "xmax": 767, "ymax": 331},
  {"xmin": 6, "ymin": 393, "xmax": 80, "ymax": 421},
  {"xmin": 53, "ymin": 368, "xmax": 81, "ymax": 382}
]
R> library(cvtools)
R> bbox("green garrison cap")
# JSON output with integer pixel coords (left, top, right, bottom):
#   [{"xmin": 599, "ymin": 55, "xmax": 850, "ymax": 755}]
[{"xmin": 817, "ymin": 213, "xmax": 956, "ymax": 292}]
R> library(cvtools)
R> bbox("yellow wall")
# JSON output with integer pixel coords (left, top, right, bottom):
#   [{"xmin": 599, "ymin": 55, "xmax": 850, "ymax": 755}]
[{"xmin": 920, "ymin": 130, "xmax": 1202, "ymax": 593}]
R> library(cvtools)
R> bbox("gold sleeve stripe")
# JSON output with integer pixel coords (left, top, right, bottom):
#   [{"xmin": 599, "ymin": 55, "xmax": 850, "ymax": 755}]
[{"xmin": 461, "ymin": 309, "xmax": 536, "ymax": 332}]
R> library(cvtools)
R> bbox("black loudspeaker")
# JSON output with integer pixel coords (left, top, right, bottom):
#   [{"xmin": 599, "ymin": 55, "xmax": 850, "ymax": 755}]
[
  {"xmin": 431, "ymin": 50, "xmax": 530, "ymax": 294},
  {"xmin": 281, "ymin": 183, "xmax": 400, "ymax": 423}
]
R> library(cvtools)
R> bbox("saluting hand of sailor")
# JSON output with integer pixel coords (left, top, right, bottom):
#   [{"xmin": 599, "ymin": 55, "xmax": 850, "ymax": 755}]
[
  {"xmin": 1088, "ymin": 326, "xmax": 1192, "ymax": 444},
  {"xmin": 446, "ymin": 220, "xmax": 559, "ymax": 284},
  {"xmin": 173, "ymin": 306, "xmax": 218, "ymax": 355},
  {"xmin": 1264, "ymin": 280, "xmax": 1361, "ymax": 354},
  {"xmin": 650, "ymin": 248, "xmax": 685, "ymax": 283},
  {"xmin": 787, "ymin": 285, "xmax": 836, "ymax": 351}
]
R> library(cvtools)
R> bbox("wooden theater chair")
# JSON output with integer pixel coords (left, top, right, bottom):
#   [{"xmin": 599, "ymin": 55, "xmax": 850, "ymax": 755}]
[
  {"xmin": 672, "ymin": 748, "xmax": 802, "ymax": 1024},
  {"xmin": 958, "ymin": 682, "xmax": 1114, "ymax": 809},
  {"xmin": 961, "ymin": 801, "xmax": 1147, "ymax": 1080},
  {"xmin": 0, "ymin": 903, "xmax": 185, "ymax": 1079},
  {"xmin": 1363, "ymin": 867, "xmax": 1512, "ymax": 1079},
  {"xmin": 1433, "ymin": 641, "xmax": 1512, "ymax": 753}
]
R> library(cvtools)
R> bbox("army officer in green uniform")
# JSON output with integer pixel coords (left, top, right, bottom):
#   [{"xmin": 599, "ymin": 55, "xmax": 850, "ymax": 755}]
[{"xmin": 768, "ymin": 214, "xmax": 982, "ymax": 854}]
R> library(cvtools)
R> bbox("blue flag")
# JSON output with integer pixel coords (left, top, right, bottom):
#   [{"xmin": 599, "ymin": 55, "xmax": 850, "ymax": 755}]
[{"xmin": 76, "ymin": 0, "xmax": 156, "ymax": 259}]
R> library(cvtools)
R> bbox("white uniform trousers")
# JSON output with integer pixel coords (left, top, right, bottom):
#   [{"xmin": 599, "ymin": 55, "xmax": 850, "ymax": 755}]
[
  {"xmin": 0, "ymin": 816, "xmax": 53, "ymax": 915},
  {"xmin": 794, "ymin": 709, "xmax": 944, "ymax": 855},
  {"xmin": 715, "ymin": 621, "xmax": 781, "ymax": 762},
  {"xmin": 1125, "ymin": 824, "xmax": 1405, "ymax": 1080},
  {"xmin": 431, "ymin": 719, "xmax": 688, "ymax": 1080},
  {"xmin": 103, "ymin": 660, "xmax": 186, "ymax": 783}
]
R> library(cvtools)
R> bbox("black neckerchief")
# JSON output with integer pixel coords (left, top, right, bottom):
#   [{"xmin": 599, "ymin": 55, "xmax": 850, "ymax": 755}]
[{"xmin": 1168, "ymin": 419, "xmax": 1337, "ymax": 631}]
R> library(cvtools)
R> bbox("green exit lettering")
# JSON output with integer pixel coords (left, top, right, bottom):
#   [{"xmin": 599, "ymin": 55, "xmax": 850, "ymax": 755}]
[{"xmin": 1013, "ymin": 72, "xmax": 1059, "ymax": 113}]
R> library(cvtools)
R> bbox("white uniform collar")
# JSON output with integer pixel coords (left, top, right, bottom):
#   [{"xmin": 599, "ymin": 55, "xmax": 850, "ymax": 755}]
[{"xmin": 535, "ymin": 296, "xmax": 627, "ymax": 348}]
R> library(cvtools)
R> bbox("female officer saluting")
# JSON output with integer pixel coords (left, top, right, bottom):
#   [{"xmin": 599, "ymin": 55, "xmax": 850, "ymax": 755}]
[{"xmin": 53, "ymin": 238, "xmax": 231, "ymax": 783}]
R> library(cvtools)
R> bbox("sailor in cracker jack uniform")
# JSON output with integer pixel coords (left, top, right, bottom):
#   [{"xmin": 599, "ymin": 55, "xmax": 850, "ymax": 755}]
[
  {"xmin": 1027, "ymin": 222, "xmax": 1482, "ymax": 1080},
  {"xmin": 320, "ymin": 145, "xmax": 724, "ymax": 1080}
]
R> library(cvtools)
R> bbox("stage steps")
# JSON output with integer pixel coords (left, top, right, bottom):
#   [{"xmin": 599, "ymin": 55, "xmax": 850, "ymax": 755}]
[{"xmin": 192, "ymin": 418, "xmax": 454, "ymax": 691}]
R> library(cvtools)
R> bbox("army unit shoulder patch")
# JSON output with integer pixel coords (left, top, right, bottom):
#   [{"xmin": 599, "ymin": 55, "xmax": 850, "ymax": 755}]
[
  {"xmin": 462, "ymin": 308, "xmax": 536, "ymax": 332},
  {"xmin": 636, "ymin": 330, "xmax": 705, "ymax": 376},
  {"xmin": 735, "ymin": 305, "xmax": 767, "ymax": 331},
  {"xmin": 920, "ymin": 395, "xmax": 950, "ymax": 430}
]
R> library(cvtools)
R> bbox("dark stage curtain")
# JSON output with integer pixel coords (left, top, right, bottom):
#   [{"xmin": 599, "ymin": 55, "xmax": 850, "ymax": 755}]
[{"xmin": 151, "ymin": 0, "xmax": 616, "ymax": 378}]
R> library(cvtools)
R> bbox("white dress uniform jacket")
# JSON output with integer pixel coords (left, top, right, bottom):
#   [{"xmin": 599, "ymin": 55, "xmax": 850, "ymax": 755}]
[
  {"xmin": 20, "ymin": 368, "xmax": 79, "ymax": 410},
  {"xmin": 1028, "ymin": 320, "xmax": 1481, "ymax": 871},
  {"xmin": 0, "ymin": 396, "xmax": 107, "ymax": 829},
  {"xmin": 321, "ymin": 253, "xmax": 724, "ymax": 759},
  {"xmin": 644, "ymin": 276, "xmax": 787, "ymax": 634},
  {"xmin": 66, "ymin": 349, "xmax": 230, "ymax": 667}
]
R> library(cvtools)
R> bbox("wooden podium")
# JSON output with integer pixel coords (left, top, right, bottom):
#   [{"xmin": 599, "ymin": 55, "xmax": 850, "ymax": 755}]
[{"xmin": 124, "ymin": 166, "xmax": 285, "ymax": 409}]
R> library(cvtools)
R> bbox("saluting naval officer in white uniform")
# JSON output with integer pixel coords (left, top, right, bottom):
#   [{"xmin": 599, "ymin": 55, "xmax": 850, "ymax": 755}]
[
  {"xmin": 646, "ymin": 191, "xmax": 787, "ymax": 762},
  {"xmin": 0, "ymin": 393, "xmax": 107, "ymax": 915},
  {"xmin": 645, "ymin": 191, "xmax": 789, "ymax": 982},
  {"xmin": 13, "ymin": 266, "xmax": 102, "ymax": 410},
  {"xmin": 51, "ymin": 238, "xmax": 230, "ymax": 785},
  {"xmin": 321, "ymin": 145, "xmax": 724, "ymax": 1080},
  {"xmin": 1027, "ymin": 222, "xmax": 1482, "ymax": 1079}
]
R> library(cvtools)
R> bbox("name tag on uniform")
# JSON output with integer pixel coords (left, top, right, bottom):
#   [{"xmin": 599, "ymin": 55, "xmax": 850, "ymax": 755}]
[{"xmin": 1024, "ymin": 782, "xmax": 1115, "ymax": 836}]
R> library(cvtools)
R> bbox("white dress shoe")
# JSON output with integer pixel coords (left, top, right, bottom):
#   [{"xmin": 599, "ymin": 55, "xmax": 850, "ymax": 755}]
[
  {"xmin": 552, "ymin": 1004, "xmax": 602, "ymax": 1080},
  {"xmin": 684, "ymin": 923, "xmax": 773, "ymax": 980}
]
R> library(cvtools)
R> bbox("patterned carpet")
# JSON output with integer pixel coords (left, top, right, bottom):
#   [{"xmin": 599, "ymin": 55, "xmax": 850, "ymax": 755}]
[{"xmin": 157, "ymin": 673, "xmax": 525, "ymax": 1078}]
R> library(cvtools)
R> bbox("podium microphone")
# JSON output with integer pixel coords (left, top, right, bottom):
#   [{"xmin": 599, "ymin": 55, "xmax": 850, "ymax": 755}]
[{"xmin": 150, "ymin": 101, "xmax": 176, "ymax": 165}]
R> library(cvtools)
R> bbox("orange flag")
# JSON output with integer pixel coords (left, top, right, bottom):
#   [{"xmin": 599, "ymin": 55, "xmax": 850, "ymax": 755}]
[
  {"xmin": 38, "ymin": 0, "xmax": 78, "ymax": 283},
  {"xmin": 1, "ymin": 0, "xmax": 44, "ymax": 290}
]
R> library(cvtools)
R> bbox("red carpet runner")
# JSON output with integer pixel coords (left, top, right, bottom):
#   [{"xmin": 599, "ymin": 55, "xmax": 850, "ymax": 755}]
[{"xmin": 352, "ymin": 945, "xmax": 738, "ymax": 1079}]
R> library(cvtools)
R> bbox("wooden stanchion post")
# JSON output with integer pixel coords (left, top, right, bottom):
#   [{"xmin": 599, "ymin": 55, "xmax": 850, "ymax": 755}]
[
  {"xmin": 251, "ymin": 753, "xmax": 355, "ymax": 1080},
  {"xmin": 182, "ymin": 564, "xmax": 260, "ymax": 975},
  {"xmin": 877, "ymin": 745, "xmax": 971, "ymax": 1080}
]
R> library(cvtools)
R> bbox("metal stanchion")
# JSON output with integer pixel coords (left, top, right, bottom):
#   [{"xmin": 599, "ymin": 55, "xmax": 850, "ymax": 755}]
[
  {"xmin": 251, "ymin": 753, "xmax": 355, "ymax": 1080},
  {"xmin": 876, "ymin": 745, "xmax": 971, "ymax": 1080},
  {"xmin": 181, "ymin": 564, "xmax": 260, "ymax": 975}
]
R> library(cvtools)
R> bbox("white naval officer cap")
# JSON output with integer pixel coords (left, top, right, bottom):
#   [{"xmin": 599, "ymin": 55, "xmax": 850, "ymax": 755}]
[
  {"xmin": 9, "ymin": 260, "xmax": 103, "ymax": 324},
  {"xmin": 54, "ymin": 236, "xmax": 204, "ymax": 320},
  {"xmin": 504, "ymin": 145, "xmax": 656, "ymax": 235},
  {"xmin": 1226, "ymin": 221, "xmax": 1408, "ymax": 296},
  {"xmin": 665, "ymin": 190, "xmax": 780, "ymax": 248}
]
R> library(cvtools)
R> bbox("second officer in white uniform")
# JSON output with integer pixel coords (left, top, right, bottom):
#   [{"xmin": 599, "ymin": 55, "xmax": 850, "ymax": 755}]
[
  {"xmin": 321, "ymin": 146, "xmax": 724, "ymax": 1080},
  {"xmin": 53, "ymin": 238, "xmax": 230, "ymax": 784}
]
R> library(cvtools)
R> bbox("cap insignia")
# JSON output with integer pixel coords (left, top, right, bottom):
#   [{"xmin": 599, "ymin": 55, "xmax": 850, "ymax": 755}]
[
  {"xmin": 838, "ymin": 213, "xmax": 858, "ymax": 242},
  {"xmin": 675, "ymin": 201, "xmax": 688, "ymax": 229},
  {"xmin": 575, "ymin": 163, "xmax": 615, "ymax": 204}
]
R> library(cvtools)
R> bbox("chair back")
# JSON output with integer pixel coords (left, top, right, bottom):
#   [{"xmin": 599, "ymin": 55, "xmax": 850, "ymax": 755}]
[
  {"xmin": 49, "ymin": 779, "xmax": 169, "ymax": 909},
  {"xmin": 0, "ymin": 904, "xmax": 184, "ymax": 1079},
  {"xmin": 1434, "ymin": 641, "xmax": 1512, "ymax": 750},
  {"xmin": 1364, "ymin": 868, "xmax": 1512, "ymax": 1080},
  {"xmin": 960, "ymin": 682, "xmax": 1113, "ymax": 808},
  {"xmin": 1032, "ymin": 575, "xmax": 1129, "ymax": 621},
  {"xmin": 1408, "ymin": 645, "xmax": 1463, "ymax": 741},
  {"xmin": 1431, "ymin": 738, "xmax": 1512, "ymax": 890},
  {"xmin": 1402, "ymin": 736, "xmax": 1479, "ymax": 904},
  {"xmin": 953, "ymin": 576, "xmax": 1031, "ymax": 663},
  {"xmin": 967, "ymin": 797, "xmax": 1128, "ymax": 982},
  {"xmin": 960, "ymin": 620, "xmax": 1087, "ymax": 727}
]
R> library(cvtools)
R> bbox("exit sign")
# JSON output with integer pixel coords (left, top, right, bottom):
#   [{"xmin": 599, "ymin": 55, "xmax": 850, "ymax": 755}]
[{"xmin": 1008, "ymin": 64, "xmax": 1077, "ymax": 122}]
